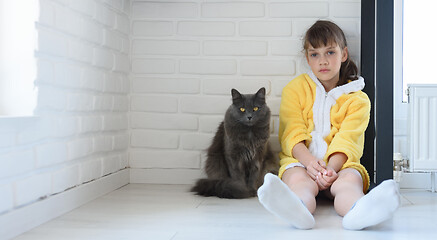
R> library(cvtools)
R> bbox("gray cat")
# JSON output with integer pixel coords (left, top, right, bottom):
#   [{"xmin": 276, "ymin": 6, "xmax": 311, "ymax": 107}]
[{"xmin": 191, "ymin": 87, "xmax": 278, "ymax": 198}]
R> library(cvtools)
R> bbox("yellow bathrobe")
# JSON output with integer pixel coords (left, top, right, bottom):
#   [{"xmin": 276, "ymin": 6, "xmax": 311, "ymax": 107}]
[{"xmin": 278, "ymin": 71, "xmax": 371, "ymax": 192}]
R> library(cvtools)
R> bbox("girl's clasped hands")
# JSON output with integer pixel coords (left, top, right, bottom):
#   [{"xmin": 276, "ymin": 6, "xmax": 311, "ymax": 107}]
[{"xmin": 306, "ymin": 159, "xmax": 338, "ymax": 190}]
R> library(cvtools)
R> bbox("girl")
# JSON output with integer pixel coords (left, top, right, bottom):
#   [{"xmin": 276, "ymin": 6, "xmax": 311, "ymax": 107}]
[{"xmin": 257, "ymin": 20, "xmax": 400, "ymax": 230}]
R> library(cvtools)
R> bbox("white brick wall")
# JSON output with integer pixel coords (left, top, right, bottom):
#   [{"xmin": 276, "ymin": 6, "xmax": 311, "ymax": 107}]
[
  {"xmin": 129, "ymin": 0, "xmax": 362, "ymax": 183},
  {"xmin": 0, "ymin": 0, "xmax": 130, "ymax": 215},
  {"xmin": 0, "ymin": 0, "xmax": 362, "ymax": 216}
]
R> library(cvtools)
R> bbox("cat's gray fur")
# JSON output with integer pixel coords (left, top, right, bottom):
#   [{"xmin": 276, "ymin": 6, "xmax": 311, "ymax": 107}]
[{"xmin": 191, "ymin": 88, "xmax": 278, "ymax": 198}]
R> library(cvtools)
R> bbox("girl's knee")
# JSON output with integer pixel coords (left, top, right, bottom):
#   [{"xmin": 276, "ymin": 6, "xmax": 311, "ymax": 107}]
[
  {"xmin": 282, "ymin": 167, "xmax": 318, "ymax": 192},
  {"xmin": 331, "ymin": 168, "xmax": 363, "ymax": 194}
]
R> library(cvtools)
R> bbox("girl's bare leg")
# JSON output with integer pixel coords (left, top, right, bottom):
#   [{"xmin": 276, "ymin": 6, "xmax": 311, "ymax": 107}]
[
  {"xmin": 330, "ymin": 168, "xmax": 364, "ymax": 216},
  {"xmin": 281, "ymin": 167, "xmax": 319, "ymax": 213}
]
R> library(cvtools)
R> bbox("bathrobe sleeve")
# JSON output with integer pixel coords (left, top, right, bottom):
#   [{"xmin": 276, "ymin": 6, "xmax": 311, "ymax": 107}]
[
  {"xmin": 325, "ymin": 92, "xmax": 371, "ymax": 167},
  {"xmin": 278, "ymin": 75, "xmax": 314, "ymax": 177}
]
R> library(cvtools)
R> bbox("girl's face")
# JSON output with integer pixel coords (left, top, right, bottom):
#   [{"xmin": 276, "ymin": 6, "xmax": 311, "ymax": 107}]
[{"xmin": 306, "ymin": 43, "xmax": 348, "ymax": 91}]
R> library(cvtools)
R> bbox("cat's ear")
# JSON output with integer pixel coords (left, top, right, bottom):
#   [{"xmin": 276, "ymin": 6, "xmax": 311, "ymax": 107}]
[
  {"xmin": 231, "ymin": 89, "xmax": 242, "ymax": 103},
  {"xmin": 255, "ymin": 87, "xmax": 266, "ymax": 101}
]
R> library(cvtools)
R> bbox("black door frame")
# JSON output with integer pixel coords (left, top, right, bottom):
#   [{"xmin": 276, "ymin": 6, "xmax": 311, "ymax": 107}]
[{"xmin": 361, "ymin": 0, "xmax": 394, "ymax": 185}]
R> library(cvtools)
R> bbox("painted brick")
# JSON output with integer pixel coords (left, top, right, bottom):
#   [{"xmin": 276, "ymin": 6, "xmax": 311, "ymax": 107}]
[
  {"xmin": 93, "ymin": 48, "xmax": 114, "ymax": 70},
  {"xmin": 69, "ymin": 39, "xmax": 93, "ymax": 63},
  {"xmin": 178, "ymin": 21, "xmax": 235, "ymax": 36},
  {"xmin": 80, "ymin": 158, "xmax": 103, "ymax": 183},
  {"xmin": 0, "ymin": 184, "xmax": 13, "ymax": 213},
  {"xmin": 14, "ymin": 173, "xmax": 51, "ymax": 207},
  {"xmin": 113, "ymin": 53, "xmax": 130, "ymax": 73},
  {"xmin": 102, "ymin": 0, "xmax": 123, "ymax": 11},
  {"xmin": 37, "ymin": 28, "xmax": 69, "ymax": 57},
  {"xmin": 203, "ymin": 79, "xmax": 271, "ymax": 95},
  {"xmin": 35, "ymin": 142, "xmax": 68, "ymax": 167},
  {"xmin": 67, "ymin": 93, "xmax": 94, "ymax": 111},
  {"xmin": 54, "ymin": 63, "xmax": 83, "ymax": 88},
  {"xmin": 94, "ymin": 135, "xmax": 114, "ymax": 152},
  {"xmin": 36, "ymin": 59, "xmax": 54, "ymax": 84},
  {"xmin": 51, "ymin": 165, "xmax": 79, "ymax": 194},
  {"xmin": 131, "ymin": 112, "xmax": 198, "ymax": 130},
  {"xmin": 94, "ymin": 95, "xmax": 114, "ymax": 111},
  {"xmin": 80, "ymin": 116, "xmax": 102, "ymax": 133},
  {"xmin": 202, "ymin": 2, "xmax": 264, "ymax": 18},
  {"xmin": 131, "ymin": 95, "xmax": 178, "ymax": 113},
  {"xmin": 67, "ymin": 137, "xmax": 93, "ymax": 160},
  {"xmin": 95, "ymin": 4, "xmax": 116, "ymax": 27},
  {"xmin": 180, "ymin": 59, "xmax": 237, "ymax": 75},
  {"xmin": 131, "ymin": 77, "xmax": 200, "ymax": 94},
  {"xmin": 39, "ymin": 0, "xmax": 55, "ymax": 26},
  {"xmin": 82, "ymin": 68, "xmax": 105, "ymax": 91},
  {"xmin": 113, "ymin": 96, "xmax": 129, "ymax": 112},
  {"xmin": 239, "ymin": 21, "xmax": 292, "ymax": 36},
  {"xmin": 132, "ymin": 21, "xmax": 174, "ymax": 36},
  {"xmin": 181, "ymin": 133, "xmax": 214, "ymax": 150},
  {"xmin": 103, "ymin": 29, "xmax": 123, "ymax": 51},
  {"xmin": 131, "ymin": 130, "xmax": 179, "ymax": 149},
  {"xmin": 104, "ymin": 74, "xmax": 121, "ymax": 93},
  {"xmin": 103, "ymin": 114, "xmax": 128, "ymax": 131},
  {"xmin": 52, "ymin": 117, "xmax": 79, "ymax": 138},
  {"xmin": 113, "ymin": 133, "xmax": 129, "ymax": 151},
  {"xmin": 81, "ymin": 19, "xmax": 102, "ymax": 43},
  {"xmin": 115, "ymin": 14, "xmax": 130, "ymax": 35},
  {"xmin": 267, "ymin": 98, "xmax": 281, "ymax": 116},
  {"xmin": 0, "ymin": 132, "xmax": 16, "ymax": 148},
  {"xmin": 102, "ymin": 155, "xmax": 121, "ymax": 176},
  {"xmin": 180, "ymin": 96, "xmax": 230, "ymax": 114},
  {"xmin": 199, "ymin": 116, "xmax": 224, "ymax": 133},
  {"xmin": 336, "ymin": 21, "xmax": 360, "ymax": 37},
  {"xmin": 0, "ymin": 150, "xmax": 34, "ymax": 179},
  {"xmin": 271, "ymin": 40, "xmax": 304, "ymax": 56},
  {"xmin": 332, "ymin": 2, "xmax": 361, "ymax": 18},
  {"xmin": 132, "ymin": 40, "xmax": 200, "ymax": 56},
  {"xmin": 203, "ymin": 41, "xmax": 267, "ymax": 56},
  {"xmin": 129, "ymin": 150, "xmax": 201, "ymax": 169},
  {"xmin": 36, "ymin": 86, "xmax": 67, "ymax": 111},
  {"xmin": 269, "ymin": 2, "xmax": 329, "ymax": 18},
  {"xmin": 17, "ymin": 123, "xmax": 50, "ymax": 145},
  {"xmin": 69, "ymin": 0, "xmax": 95, "ymax": 17},
  {"xmin": 55, "ymin": 5, "xmax": 83, "ymax": 37},
  {"xmin": 132, "ymin": 2, "xmax": 198, "ymax": 18},
  {"xmin": 241, "ymin": 60, "xmax": 296, "ymax": 76},
  {"xmin": 131, "ymin": 59, "xmax": 176, "ymax": 74}
]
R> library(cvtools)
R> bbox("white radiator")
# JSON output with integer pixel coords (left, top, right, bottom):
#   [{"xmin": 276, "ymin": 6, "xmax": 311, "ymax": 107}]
[{"xmin": 407, "ymin": 84, "xmax": 437, "ymax": 172}]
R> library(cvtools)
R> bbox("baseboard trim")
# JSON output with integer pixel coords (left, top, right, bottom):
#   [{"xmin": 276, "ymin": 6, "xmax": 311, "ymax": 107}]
[{"xmin": 0, "ymin": 169, "xmax": 129, "ymax": 240}]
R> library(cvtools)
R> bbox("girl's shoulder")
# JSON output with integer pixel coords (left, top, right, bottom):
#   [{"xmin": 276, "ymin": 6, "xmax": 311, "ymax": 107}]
[
  {"xmin": 338, "ymin": 90, "xmax": 371, "ymax": 110},
  {"xmin": 284, "ymin": 73, "xmax": 315, "ymax": 90}
]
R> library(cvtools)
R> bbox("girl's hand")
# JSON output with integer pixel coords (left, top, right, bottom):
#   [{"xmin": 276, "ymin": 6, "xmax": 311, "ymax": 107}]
[
  {"xmin": 306, "ymin": 159, "xmax": 328, "ymax": 181},
  {"xmin": 315, "ymin": 166, "xmax": 338, "ymax": 191}
]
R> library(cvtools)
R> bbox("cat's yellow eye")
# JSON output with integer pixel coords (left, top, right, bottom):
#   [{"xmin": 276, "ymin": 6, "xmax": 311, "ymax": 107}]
[
  {"xmin": 253, "ymin": 107, "xmax": 259, "ymax": 111},
  {"xmin": 240, "ymin": 108, "xmax": 245, "ymax": 112}
]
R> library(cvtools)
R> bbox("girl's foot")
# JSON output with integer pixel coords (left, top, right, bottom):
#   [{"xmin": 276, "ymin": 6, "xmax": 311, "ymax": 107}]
[
  {"xmin": 342, "ymin": 179, "xmax": 400, "ymax": 230},
  {"xmin": 257, "ymin": 173, "xmax": 315, "ymax": 230}
]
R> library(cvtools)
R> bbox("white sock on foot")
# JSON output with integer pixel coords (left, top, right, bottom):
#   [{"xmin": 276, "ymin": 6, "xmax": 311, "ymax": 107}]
[
  {"xmin": 257, "ymin": 173, "xmax": 315, "ymax": 230},
  {"xmin": 342, "ymin": 179, "xmax": 400, "ymax": 230}
]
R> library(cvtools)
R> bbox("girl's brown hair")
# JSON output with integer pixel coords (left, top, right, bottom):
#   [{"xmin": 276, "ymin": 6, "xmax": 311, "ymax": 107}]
[{"xmin": 303, "ymin": 20, "xmax": 358, "ymax": 86}]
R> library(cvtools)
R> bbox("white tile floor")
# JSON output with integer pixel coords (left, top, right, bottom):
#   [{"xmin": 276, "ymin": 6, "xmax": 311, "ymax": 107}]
[{"xmin": 13, "ymin": 184, "xmax": 437, "ymax": 240}]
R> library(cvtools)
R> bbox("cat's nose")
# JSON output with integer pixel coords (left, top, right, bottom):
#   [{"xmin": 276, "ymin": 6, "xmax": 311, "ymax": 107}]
[{"xmin": 247, "ymin": 116, "xmax": 252, "ymax": 120}]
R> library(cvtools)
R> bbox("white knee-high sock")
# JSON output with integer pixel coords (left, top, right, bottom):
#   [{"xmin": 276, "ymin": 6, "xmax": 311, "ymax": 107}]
[
  {"xmin": 342, "ymin": 179, "xmax": 400, "ymax": 230},
  {"xmin": 257, "ymin": 173, "xmax": 315, "ymax": 230}
]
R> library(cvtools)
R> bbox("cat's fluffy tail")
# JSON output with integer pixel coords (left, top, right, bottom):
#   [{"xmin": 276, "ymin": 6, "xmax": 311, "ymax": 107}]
[{"xmin": 191, "ymin": 179, "xmax": 253, "ymax": 199}]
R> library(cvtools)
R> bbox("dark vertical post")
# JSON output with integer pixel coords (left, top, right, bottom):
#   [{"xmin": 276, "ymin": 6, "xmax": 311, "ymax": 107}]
[
  {"xmin": 375, "ymin": 0, "xmax": 394, "ymax": 183},
  {"xmin": 361, "ymin": 0, "xmax": 376, "ymax": 185}
]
